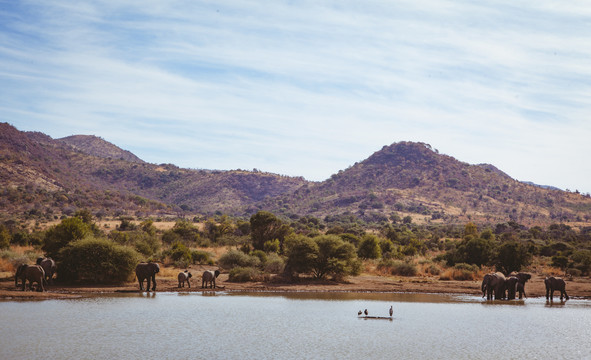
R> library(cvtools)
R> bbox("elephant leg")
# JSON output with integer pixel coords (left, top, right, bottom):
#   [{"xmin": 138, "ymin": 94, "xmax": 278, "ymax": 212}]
[
  {"xmin": 146, "ymin": 277, "xmax": 151, "ymax": 292},
  {"xmin": 151, "ymin": 275, "xmax": 157, "ymax": 291},
  {"xmin": 138, "ymin": 278, "xmax": 143, "ymax": 291},
  {"xmin": 563, "ymin": 289, "xmax": 569, "ymax": 300},
  {"xmin": 187, "ymin": 279, "xmax": 190, "ymax": 288}
]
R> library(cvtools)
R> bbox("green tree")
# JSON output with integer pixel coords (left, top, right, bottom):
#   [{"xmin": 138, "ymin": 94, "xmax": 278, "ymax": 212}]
[
  {"xmin": 284, "ymin": 235, "xmax": 318, "ymax": 275},
  {"xmin": 457, "ymin": 237, "xmax": 494, "ymax": 267},
  {"xmin": 43, "ymin": 217, "xmax": 91, "ymax": 260},
  {"xmin": 250, "ymin": 211, "xmax": 290, "ymax": 251},
  {"xmin": 357, "ymin": 235, "xmax": 382, "ymax": 259},
  {"xmin": 494, "ymin": 241, "xmax": 531, "ymax": 274},
  {"xmin": 312, "ymin": 235, "xmax": 360, "ymax": 280}
]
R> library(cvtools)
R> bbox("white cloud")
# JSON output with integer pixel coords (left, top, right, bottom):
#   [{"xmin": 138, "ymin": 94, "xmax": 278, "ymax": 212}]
[{"xmin": 1, "ymin": 0, "xmax": 590, "ymax": 192}]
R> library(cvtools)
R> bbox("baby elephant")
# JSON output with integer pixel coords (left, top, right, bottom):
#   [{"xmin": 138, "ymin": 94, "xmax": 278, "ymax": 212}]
[
  {"xmin": 202, "ymin": 270, "xmax": 221, "ymax": 289},
  {"xmin": 178, "ymin": 270, "xmax": 192, "ymax": 288}
]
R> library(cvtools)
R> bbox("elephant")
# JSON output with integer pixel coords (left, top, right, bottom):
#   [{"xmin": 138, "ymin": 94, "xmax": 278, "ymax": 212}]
[
  {"xmin": 545, "ymin": 276, "xmax": 569, "ymax": 301},
  {"xmin": 36, "ymin": 257, "xmax": 57, "ymax": 284},
  {"xmin": 481, "ymin": 273, "xmax": 493, "ymax": 298},
  {"xmin": 514, "ymin": 272, "xmax": 531, "ymax": 299},
  {"xmin": 516, "ymin": 281, "xmax": 527, "ymax": 299},
  {"xmin": 135, "ymin": 262, "xmax": 160, "ymax": 292},
  {"xmin": 15, "ymin": 264, "xmax": 45, "ymax": 292},
  {"xmin": 482, "ymin": 272, "xmax": 506, "ymax": 300},
  {"xmin": 505, "ymin": 276, "xmax": 519, "ymax": 300},
  {"xmin": 202, "ymin": 270, "xmax": 220, "ymax": 289},
  {"xmin": 178, "ymin": 270, "xmax": 192, "ymax": 288}
]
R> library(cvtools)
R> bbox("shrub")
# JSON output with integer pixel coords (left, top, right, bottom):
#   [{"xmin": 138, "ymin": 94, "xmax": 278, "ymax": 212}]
[
  {"xmin": 169, "ymin": 242, "xmax": 192, "ymax": 263},
  {"xmin": 251, "ymin": 250, "xmax": 268, "ymax": 264},
  {"xmin": 440, "ymin": 263, "xmax": 479, "ymax": 281},
  {"xmin": 58, "ymin": 237, "xmax": 140, "ymax": 283},
  {"xmin": 425, "ymin": 264, "xmax": 441, "ymax": 276},
  {"xmin": 567, "ymin": 268, "xmax": 582, "ymax": 277},
  {"xmin": 390, "ymin": 261, "xmax": 417, "ymax": 276},
  {"xmin": 378, "ymin": 259, "xmax": 417, "ymax": 276},
  {"xmin": 191, "ymin": 250, "xmax": 214, "ymax": 265},
  {"xmin": 228, "ymin": 267, "xmax": 261, "ymax": 282},
  {"xmin": 218, "ymin": 249, "xmax": 261, "ymax": 270},
  {"xmin": 264, "ymin": 253, "xmax": 285, "ymax": 274}
]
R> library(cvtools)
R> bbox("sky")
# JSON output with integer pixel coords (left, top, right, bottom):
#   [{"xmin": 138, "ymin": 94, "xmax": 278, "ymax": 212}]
[{"xmin": 1, "ymin": 1, "xmax": 590, "ymax": 193}]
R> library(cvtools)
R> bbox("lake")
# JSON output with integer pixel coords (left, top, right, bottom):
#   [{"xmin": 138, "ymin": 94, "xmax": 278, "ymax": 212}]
[{"xmin": 1, "ymin": 292, "xmax": 590, "ymax": 359}]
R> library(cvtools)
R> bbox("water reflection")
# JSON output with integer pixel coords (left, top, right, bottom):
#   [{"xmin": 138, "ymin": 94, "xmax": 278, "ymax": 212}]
[{"xmin": 545, "ymin": 299, "xmax": 567, "ymax": 307}]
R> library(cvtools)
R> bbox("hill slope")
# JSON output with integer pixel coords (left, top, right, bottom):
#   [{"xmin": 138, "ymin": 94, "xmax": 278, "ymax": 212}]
[
  {"xmin": 262, "ymin": 142, "xmax": 591, "ymax": 225},
  {"xmin": 1, "ymin": 123, "xmax": 590, "ymax": 225},
  {"xmin": 0, "ymin": 123, "xmax": 306, "ymax": 219}
]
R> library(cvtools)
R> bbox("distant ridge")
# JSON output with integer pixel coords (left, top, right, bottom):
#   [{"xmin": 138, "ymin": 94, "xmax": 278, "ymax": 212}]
[
  {"xmin": 521, "ymin": 181, "xmax": 562, "ymax": 191},
  {"xmin": 59, "ymin": 135, "xmax": 145, "ymax": 164}
]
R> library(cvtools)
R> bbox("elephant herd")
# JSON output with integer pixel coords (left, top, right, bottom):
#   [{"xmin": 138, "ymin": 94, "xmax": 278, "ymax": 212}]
[
  {"xmin": 133, "ymin": 262, "xmax": 221, "ymax": 292},
  {"xmin": 481, "ymin": 272, "xmax": 569, "ymax": 301},
  {"xmin": 14, "ymin": 257, "xmax": 56, "ymax": 292},
  {"xmin": 13, "ymin": 258, "xmax": 220, "ymax": 293}
]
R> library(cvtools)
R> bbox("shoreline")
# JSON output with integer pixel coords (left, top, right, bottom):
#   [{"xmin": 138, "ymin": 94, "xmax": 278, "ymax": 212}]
[{"xmin": 3, "ymin": 272, "xmax": 591, "ymax": 300}]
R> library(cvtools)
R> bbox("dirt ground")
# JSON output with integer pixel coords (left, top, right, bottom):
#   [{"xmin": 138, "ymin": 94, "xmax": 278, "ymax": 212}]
[{"xmin": 2, "ymin": 265, "xmax": 591, "ymax": 300}]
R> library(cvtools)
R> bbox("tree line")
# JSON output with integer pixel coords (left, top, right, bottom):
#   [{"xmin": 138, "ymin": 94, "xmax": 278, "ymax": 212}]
[{"xmin": 1, "ymin": 209, "xmax": 591, "ymax": 284}]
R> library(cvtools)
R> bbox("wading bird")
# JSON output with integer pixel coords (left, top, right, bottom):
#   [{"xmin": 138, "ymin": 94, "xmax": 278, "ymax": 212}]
[
  {"xmin": 389, "ymin": 306, "xmax": 393, "ymax": 317},
  {"xmin": 364, "ymin": 309, "xmax": 368, "ymax": 316}
]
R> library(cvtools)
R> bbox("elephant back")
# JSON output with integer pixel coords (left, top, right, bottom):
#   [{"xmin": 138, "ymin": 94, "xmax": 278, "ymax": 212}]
[
  {"xmin": 493, "ymin": 272, "xmax": 506, "ymax": 281},
  {"xmin": 178, "ymin": 271, "xmax": 191, "ymax": 281}
]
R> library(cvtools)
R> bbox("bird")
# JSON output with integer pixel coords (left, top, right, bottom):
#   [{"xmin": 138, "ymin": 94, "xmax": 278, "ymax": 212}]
[
  {"xmin": 364, "ymin": 309, "xmax": 368, "ymax": 316},
  {"xmin": 389, "ymin": 305, "xmax": 393, "ymax": 317},
  {"xmin": 358, "ymin": 310, "xmax": 362, "ymax": 316}
]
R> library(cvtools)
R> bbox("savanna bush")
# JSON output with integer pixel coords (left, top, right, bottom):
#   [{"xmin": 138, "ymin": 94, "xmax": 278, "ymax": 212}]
[
  {"xmin": 228, "ymin": 266, "xmax": 261, "ymax": 282},
  {"xmin": 264, "ymin": 253, "xmax": 285, "ymax": 274},
  {"xmin": 58, "ymin": 237, "xmax": 140, "ymax": 284},
  {"xmin": 191, "ymin": 250, "xmax": 214, "ymax": 265},
  {"xmin": 378, "ymin": 259, "xmax": 417, "ymax": 276},
  {"xmin": 439, "ymin": 263, "xmax": 479, "ymax": 281},
  {"xmin": 218, "ymin": 249, "xmax": 261, "ymax": 270}
]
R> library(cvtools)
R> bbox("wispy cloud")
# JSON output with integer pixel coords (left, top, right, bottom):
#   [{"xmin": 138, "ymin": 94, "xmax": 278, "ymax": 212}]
[{"xmin": 1, "ymin": 0, "xmax": 590, "ymax": 192}]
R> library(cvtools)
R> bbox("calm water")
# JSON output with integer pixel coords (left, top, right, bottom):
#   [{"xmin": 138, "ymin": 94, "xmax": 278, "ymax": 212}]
[{"xmin": 1, "ymin": 292, "xmax": 590, "ymax": 359}]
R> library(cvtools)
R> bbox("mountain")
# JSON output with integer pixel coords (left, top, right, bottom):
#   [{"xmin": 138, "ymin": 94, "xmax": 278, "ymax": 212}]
[
  {"xmin": 1, "ymin": 123, "xmax": 590, "ymax": 226},
  {"xmin": 262, "ymin": 142, "xmax": 591, "ymax": 225}
]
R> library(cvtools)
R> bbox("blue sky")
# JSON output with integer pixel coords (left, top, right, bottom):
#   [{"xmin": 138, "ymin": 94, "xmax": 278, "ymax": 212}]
[{"xmin": 1, "ymin": 1, "xmax": 590, "ymax": 193}]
